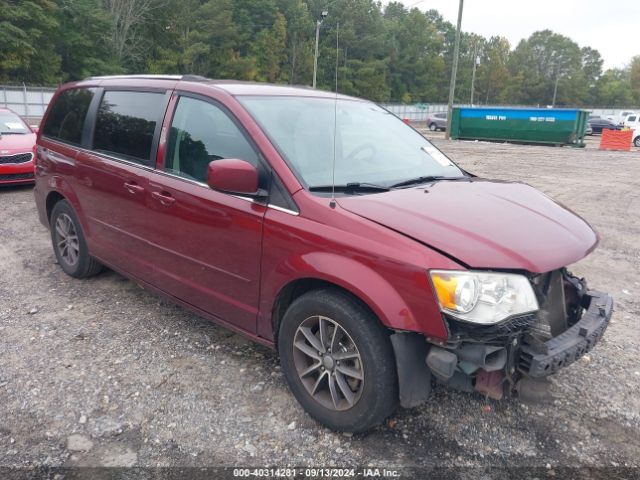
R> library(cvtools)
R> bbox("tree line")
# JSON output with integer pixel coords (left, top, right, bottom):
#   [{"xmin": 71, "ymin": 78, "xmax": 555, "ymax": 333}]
[{"xmin": 2, "ymin": 0, "xmax": 639, "ymax": 107}]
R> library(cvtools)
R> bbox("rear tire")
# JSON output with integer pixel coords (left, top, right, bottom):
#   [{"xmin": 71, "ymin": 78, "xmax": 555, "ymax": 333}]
[
  {"xmin": 50, "ymin": 200, "xmax": 102, "ymax": 278},
  {"xmin": 278, "ymin": 288, "xmax": 398, "ymax": 432},
  {"xmin": 634, "ymin": 136, "xmax": 640, "ymax": 147}
]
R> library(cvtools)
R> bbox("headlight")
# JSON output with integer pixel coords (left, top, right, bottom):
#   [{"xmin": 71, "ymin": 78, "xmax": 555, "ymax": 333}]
[{"xmin": 429, "ymin": 270, "xmax": 538, "ymax": 324}]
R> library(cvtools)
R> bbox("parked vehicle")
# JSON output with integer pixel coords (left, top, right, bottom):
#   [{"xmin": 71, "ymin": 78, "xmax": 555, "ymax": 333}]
[
  {"xmin": 602, "ymin": 111, "xmax": 635, "ymax": 125},
  {"xmin": 426, "ymin": 111, "xmax": 447, "ymax": 131},
  {"xmin": 622, "ymin": 113, "xmax": 640, "ymax": 130},
  {"xmin": 633, "ymin": 129, "xmax": 640, "ymax": 147},
  {"xmin": 0, "ymin": 108, "xmax": 37, "ymax": 185},
  {"xmin": 614, "ymin": 111, "xmax": 636, "ymax": 125},
  {"xmin": 34, "ymin": 75, "xmax": 613, "ymax": 432},
  {"xmin": 587, "ymin": 116, "xmax": 621, "ymax": 134}
]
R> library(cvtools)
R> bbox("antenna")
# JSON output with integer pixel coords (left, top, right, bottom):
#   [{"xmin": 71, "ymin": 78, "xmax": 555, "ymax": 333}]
[{"xmin": 330, "ymin": 22, "xmax": 339, "ymax": 209}]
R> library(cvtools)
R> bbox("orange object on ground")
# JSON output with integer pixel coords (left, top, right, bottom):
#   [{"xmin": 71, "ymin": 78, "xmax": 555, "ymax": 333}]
[{"xmin": 600, "ymin": 129, "xmax": 632, "ymax": 151}]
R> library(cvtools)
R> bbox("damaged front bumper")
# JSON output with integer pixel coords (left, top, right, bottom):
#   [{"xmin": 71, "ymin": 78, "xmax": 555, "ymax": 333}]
[
  {"xmin": 391, "ymin": 270, "xmax": 614, "ymax": 407},
  {"xmin": 519, "ymin": 290, "xmax": 613, "ymax": 377}
]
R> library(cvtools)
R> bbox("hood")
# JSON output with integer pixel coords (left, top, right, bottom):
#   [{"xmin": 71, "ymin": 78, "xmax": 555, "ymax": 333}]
[
  {"xmin": 337, "ymin": 179, "xmax": 597, "ymax": 273},
  {"xmin": 0, "ymin": 132, "xmax": 36, "ymax": 153}
]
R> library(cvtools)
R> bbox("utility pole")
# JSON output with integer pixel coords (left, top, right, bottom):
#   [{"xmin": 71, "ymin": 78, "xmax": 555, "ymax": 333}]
[
  {"xmin": 470, "ymin": 44, "xmax": 480, "ymax": 105},
  {"xmin": 552, "ymin": 62, "xmax": 561, "ymax": 107},
  {"xmin": 445, "ymin": 0, "xmax": 464, "ymax": 140},
  {"xmin": 312, "ymin": 11, "xmax": 328, "ymax": 89}
]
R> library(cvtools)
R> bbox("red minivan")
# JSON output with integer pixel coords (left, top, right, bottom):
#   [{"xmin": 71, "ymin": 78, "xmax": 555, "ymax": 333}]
[{"xmin": 34, "ymin": 75, "xmax": 613, "ymax": 432}]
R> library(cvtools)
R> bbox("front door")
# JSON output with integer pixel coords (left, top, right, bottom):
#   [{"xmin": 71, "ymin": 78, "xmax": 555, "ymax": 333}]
[{"xmin": 145, "ymin": 94, "xmax": 266, "ymax": 333}]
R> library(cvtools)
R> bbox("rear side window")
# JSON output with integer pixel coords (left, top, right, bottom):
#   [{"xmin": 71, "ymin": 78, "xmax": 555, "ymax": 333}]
[
  {"xmin": 628, "ymin": 116, "xmax": 637, "ymax": 122},
  {"xmin": 42, "ymin": 88, "xmax": 95, "ymax": 145},
  {"xmin": 93, "ymin": 90, "xmax": 165, "ymax": 165}
]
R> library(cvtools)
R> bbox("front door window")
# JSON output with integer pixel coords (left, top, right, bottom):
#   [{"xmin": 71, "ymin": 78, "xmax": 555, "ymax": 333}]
[{"xmin": 165, "ymin": 96, "xmax": 258, "ymax": 183}]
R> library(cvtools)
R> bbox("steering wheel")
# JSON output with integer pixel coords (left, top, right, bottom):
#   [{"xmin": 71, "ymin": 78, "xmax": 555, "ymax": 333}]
[{"xmin": 344, "ymin": 143, "xmax": 377, "ymax": 164}]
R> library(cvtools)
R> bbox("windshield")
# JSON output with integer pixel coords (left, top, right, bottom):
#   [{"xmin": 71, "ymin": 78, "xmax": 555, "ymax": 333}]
[
  {"xmin": 238, "ymin": 96, "xmax": 464, "ymax": 189},
  {"xmin": 0, "ymin": 111, "xmax": 29, "ymax": 135}
]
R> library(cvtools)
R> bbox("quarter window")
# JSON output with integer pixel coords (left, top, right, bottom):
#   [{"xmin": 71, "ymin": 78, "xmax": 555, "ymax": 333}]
[
  {"xmin": 93, "ymin": 90, "xmax": 166, "ymax": 164},
  {"xmin": 42, "ymin": 88, "xmax": 95, "ymax": 145},
  {"xmin": 165, "ymin": 96, "xmax": 258, "ymax": 183}
]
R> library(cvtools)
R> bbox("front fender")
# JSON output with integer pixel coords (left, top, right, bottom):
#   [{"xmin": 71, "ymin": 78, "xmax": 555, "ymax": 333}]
[{"xmin": 259, "ymin": 251, "xmax": 448, "ymax": 341}]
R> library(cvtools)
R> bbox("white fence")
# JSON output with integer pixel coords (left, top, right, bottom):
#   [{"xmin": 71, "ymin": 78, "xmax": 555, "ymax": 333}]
[
  {"xmin": 0, "ymin": 85, "xmax": 56, "ymax": 123},
  {"xmin": 381, "ymin": 103, "xmax": 449, "ymax": 121}
]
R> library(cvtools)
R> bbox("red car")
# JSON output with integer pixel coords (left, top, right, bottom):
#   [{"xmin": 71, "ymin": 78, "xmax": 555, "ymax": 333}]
[
  {"xmin": 34, "ymin": 75, "xmax": 612, "ymax": 432},
  {"xmin": 0, "ymin": 107, "xmax": 37, "ymax": 185}
]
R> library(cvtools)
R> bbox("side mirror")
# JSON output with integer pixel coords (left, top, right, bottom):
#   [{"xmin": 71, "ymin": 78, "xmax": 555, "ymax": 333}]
[
  {"xmin": 207, "ymin": 159, "xmax": 265, "ymax": 198},
  {"xmin": 30, "ymin": 125, "xmax": 39, "ymax": 133}
]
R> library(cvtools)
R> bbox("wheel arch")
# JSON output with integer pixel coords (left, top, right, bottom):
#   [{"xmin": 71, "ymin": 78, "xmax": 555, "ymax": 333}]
[
  {"xmin": 264, "ymin": 253, "xmax": 425, "ymax": 347},
  {"xmin": 45, "ymin": 191, "xmax": 66, "ymax": 224},
  {"xmin": 270, "ymin": 277, "xmax": 385, "ymax": 348},
  {"xmin": 43, "ymin": 177, "xmax": 90, "ymax": 234}
]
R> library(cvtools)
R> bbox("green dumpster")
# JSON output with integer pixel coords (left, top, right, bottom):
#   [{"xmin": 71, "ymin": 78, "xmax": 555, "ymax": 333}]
[{"xmin": 450, "ymin": 107, "xmax": 590, "ymax": 147}]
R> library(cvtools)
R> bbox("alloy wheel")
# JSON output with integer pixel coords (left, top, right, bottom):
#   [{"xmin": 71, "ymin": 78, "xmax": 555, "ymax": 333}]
[
  {"xmin": 292, "ymin": 315, "xmax": 364, "ymax": 411},
  {"xmin": 54, "ymin": 213, "xmax": 80, "ymax": 266}
]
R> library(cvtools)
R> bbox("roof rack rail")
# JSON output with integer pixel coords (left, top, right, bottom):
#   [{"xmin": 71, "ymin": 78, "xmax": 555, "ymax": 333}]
[
  {"xmin": 84, "ymin": 74, "xmax": 211, "ymax": 82},
  {"xmin": 85, "ymin": 74, "xmax": 182, "ymax": 81},
  {"xmin": 181, "ymin": 74, "xmax": 210, "ymax": 82}
]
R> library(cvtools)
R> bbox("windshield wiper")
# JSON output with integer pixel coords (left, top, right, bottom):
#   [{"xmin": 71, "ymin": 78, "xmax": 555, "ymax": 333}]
[
  {"xmin": 390, "ymin": 175, "xmax": 468, "ymax": 189},
  {"xmin": 309, "ymin": 182, "xmax": 390, "ymax": 193}
]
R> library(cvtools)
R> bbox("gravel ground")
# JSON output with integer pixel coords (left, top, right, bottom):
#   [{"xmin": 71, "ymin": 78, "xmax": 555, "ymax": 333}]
[{"xmin": 1, "ymin": 135, "xmax": 639, "ymax": 477}]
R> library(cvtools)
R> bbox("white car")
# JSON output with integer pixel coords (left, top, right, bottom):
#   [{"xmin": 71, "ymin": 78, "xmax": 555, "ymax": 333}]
[
  {"xmin": 604, "ymin": 111, "xmax": 635, "ymax": 125},
  {"xmin": 623, "ymin": 113, "xmax": 640, "ymax": 130}
]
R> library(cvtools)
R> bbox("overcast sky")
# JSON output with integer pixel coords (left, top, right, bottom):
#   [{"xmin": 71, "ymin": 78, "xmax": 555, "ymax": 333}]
[{"xmin": 391, "ymin": 0, "xmax": 639, "ymax": 70}]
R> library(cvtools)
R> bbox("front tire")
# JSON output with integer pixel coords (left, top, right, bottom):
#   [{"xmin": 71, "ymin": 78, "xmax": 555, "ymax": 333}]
[
  {"xmin": 634, "ymin": 136, "xmax": 640, "ymax": 147},
  {"xmin": 278, "ymin": 289, "xmax": 398, "ymax": 432},
  {"xmin": 429, "ymin": 123, "xmax": 437, "ymax": 131},
  {"xmin": 50, "ymin": 200, "xmax": 102, "ymax": 278}
]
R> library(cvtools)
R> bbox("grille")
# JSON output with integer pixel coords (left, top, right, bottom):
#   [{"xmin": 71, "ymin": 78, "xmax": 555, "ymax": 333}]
[
  {"xmin": 445, "ymin": 312, "xmax": 537, "ymax": 342},
  {"xmin": 0, "ymin": 153, "xmax": 33, "ymax": 165},
  {"xmin": 493, "ymin": 313, "xmax": 537, "ymax": 335},
  {"xmin": 0, "ymin": 172, "xmax": 34, "ymax": 181}
]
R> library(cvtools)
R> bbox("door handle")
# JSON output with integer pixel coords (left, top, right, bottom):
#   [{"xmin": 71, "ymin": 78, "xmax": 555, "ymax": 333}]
[
  {"xmin": 124, "ymin": 181, "xmax": 145, "ymax": 194},
  {"xmin": 151, "ymin": 191, "xmax": 176, "ymax": 206}
]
